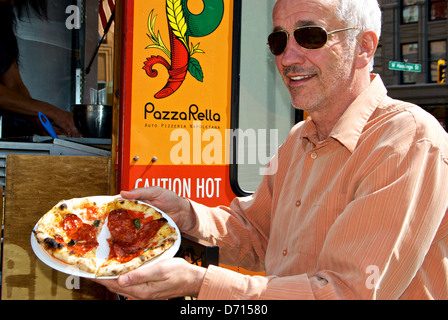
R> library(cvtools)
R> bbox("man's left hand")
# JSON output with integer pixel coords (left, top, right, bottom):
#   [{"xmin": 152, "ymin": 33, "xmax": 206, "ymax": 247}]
[{"xmin": 93, "ymin": 258, "xmax": 206, "ymax": 300}]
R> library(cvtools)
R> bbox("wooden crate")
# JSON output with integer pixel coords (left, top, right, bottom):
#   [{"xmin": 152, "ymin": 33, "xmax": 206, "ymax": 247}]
[{"xmin": 1, "ymin": 154, "xmax": 114, "ymax": 300}]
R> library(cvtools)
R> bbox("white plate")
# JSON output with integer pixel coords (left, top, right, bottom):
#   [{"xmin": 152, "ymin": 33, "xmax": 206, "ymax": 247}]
[{"xmin": 31, "ymin": 196, "xmax": 181, "ymax": 279}]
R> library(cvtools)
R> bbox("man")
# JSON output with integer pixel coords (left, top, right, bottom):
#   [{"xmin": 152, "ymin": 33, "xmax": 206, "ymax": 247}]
[
  {"xmin": 0, "ymin": 0, "xmax": 80, "ymax": 137},
  {"xmin": 96, "ymin": 0, "xmax": 448, "ymax": 299}
]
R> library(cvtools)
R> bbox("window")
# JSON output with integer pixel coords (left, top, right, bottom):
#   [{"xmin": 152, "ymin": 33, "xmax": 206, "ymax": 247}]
[
  {"xmin": 402, "ymin": 0, "xmax": 419, "ymax": 24},
  {"xmin": 232, "ymin": 0, "xmax": 295, "ymax": 194},
  {"xmin": 430, "ymin": 0, "xmax": 447, "ymax": 21},
  {"xmin": 401, "ymin": 43, "xmax": 419, "ymax": 84},
  {"xmin": 429, "ymin": 41, "xmax": 447, "ymax": 82}
]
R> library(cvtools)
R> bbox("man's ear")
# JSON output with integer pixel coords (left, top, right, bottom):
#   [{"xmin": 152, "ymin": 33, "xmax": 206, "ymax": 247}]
[{"xmin": 355, "ymin": 30, "xmax": 378, "ymax": 69}]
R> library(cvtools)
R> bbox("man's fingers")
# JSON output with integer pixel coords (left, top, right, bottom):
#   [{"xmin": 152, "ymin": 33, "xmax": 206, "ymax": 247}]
[
  {"xmin": 120, "ymin": 187, "xmax": 163, "ymax": 202},
  {"xmin": 120, "ymin": 189, "xmax": 143, "ymax": 200},
  {"xmin": 118, "ymin": 264, "xmax": 163, "ymax": 287},
  {"xmin": 117, "ymin": 273, "xmax": 132, "ymax": 287}
]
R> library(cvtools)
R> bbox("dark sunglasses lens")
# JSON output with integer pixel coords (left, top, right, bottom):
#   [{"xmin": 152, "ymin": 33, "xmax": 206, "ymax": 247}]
[
  {"xmin": 268, "ymin": 31, "xmax": 287, "ymax": 55},
  {"xmin": 294, "ymin": 27, "xmax": 328, "ymax": 49}
]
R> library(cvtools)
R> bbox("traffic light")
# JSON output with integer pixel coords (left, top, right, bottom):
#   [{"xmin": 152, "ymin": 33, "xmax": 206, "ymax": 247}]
[{"xmin": 437, "ymin": 59, "xmax": 446, "ymax": 84}]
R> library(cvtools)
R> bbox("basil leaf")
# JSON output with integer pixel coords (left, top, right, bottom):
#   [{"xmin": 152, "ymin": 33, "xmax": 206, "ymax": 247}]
[{"xmin": 133, "ymin": 218, "xmax": 141, "ymax": 230}]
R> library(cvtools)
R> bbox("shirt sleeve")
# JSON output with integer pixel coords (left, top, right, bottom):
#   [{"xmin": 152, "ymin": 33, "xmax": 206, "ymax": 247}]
[
  {"xmin": 186, "ymin": 163, "xmax": 275, "ymax": 272},
  {"xmin": 198, "ymin": 265, "xmax": 316, "ymax": 300}
]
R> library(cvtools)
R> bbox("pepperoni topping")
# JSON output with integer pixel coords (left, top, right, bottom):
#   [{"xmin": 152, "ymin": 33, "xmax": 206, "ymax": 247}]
[
  {"xmin": 63, "ymin": 214, "xmax": 97, "ymax": 242},
  {"xmin": 62, "ymin": 214, "xmax": 98, "ymax": 255},
  {"xmin": 107, "ymin": 209, "xmax": 165, "ymax": 263}
]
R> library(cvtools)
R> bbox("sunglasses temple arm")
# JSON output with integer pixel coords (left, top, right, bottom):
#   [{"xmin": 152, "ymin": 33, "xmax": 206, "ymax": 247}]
[{"xmin": 329, "ymin": 26, "xmax": 361, "ymax": 35}]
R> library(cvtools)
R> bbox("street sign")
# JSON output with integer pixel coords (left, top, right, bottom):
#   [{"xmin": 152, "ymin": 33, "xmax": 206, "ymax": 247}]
[{"xmin": 389, "ymin": 61, "xmax": 421, "ymax": 72}]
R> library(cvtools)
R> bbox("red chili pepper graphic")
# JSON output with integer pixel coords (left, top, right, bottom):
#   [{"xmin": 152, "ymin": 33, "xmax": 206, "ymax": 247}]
[
  {"xmin": 143, "ymin": 28, "xmax": 189, "ymax": 99},
  {"xmin": 143, "ymin": 56, "xmax": 170, "ymax": 78}
]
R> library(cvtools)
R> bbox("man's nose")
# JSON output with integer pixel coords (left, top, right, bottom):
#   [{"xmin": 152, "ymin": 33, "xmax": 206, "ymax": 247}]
[{"xmin": 279, "ymin": 35, "xmax": 307, "ymax": 66}]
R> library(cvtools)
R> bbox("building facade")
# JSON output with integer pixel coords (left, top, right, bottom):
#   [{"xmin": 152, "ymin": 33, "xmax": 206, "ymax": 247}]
[{"xmin": 375, "ymin": 0, "xmax": 448, "ymax": 130}]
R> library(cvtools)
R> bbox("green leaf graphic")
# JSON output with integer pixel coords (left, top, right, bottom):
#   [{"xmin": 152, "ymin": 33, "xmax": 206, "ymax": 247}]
[{"xmin": 188, "ymin": 57, "xmax": 204, "ymax": 82}]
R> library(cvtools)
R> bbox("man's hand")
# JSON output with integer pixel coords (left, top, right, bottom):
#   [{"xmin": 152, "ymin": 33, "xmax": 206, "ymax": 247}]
[
  {"xmin": 93, "ymin": 258, "xmax": 206, "ymax": 300},
  {"xmin": 120, "ymin": 187, "xmax": 196, "ymax": 231}
]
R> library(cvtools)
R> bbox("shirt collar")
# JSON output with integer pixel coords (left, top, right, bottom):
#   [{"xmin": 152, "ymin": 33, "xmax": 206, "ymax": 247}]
[{"xmin": 301, "ymin": 74, "xmax": 388, "ymax": 153}]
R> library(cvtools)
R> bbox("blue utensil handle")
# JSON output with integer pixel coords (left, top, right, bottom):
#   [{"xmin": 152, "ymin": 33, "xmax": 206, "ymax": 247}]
[{"xmin": 38, "ymin": 112, "xmax": 58, "ymax": 139}]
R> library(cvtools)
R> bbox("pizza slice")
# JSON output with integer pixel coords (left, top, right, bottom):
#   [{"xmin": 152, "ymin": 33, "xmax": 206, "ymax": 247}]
[
  {"xmin": 33, "ymin": 198, "xmax": 108, "ymax": 274},
  {"xmin": 96, "ymin": 199, "xmax": 178, "ymax": 277}
]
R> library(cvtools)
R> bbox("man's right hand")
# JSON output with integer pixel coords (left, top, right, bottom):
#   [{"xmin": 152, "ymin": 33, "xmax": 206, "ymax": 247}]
[{"xmin": 120, "ymin": 187, "xmax": 196, "ymax": 231}]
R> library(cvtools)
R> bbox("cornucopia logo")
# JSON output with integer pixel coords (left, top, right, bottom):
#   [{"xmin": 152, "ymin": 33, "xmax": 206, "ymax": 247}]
[{"xmin": 143, "ymin": 0, "xmax": 224, "ymax": 99}]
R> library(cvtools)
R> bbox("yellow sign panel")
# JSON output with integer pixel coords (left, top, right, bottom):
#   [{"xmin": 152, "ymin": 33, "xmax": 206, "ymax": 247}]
[
  {"xmin": 120, "ymin": 0, "xmax": 237, "ymax": 205},
  {"xmin": 128, "ymin": 0, "xmax": 233, "ymax": 167}
]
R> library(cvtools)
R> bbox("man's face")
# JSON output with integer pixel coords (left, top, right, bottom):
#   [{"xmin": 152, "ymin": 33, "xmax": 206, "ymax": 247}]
[{"xmin": 272, "ymin": 0, "xmax": 358, "ymax": 113}]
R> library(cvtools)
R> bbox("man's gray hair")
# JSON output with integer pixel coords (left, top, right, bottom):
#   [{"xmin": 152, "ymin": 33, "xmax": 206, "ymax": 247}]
[
  {"xmin": 334, "ymin": 0, "xmax": 382, "ymax": 38},
  {"xmin": 334, "ymin": 0, "xmax": 382, "ymax": 71}
]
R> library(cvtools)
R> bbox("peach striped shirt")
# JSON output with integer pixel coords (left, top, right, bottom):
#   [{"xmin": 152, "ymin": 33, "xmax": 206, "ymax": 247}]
[{"xmin": 187, "ymin": 75, "xmax": 448, "ymax": 300}]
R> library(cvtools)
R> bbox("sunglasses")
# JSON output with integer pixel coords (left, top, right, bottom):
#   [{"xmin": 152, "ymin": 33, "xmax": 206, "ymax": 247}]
[{"xmin": 267, "ymin": 25, "xmax": 361, "ymax": 55}]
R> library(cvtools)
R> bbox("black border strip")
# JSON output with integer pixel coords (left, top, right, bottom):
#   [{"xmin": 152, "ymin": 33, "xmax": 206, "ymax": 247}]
[{"xmin": 229, "ymin": 0, "xmax": 252, "ymax": 197}]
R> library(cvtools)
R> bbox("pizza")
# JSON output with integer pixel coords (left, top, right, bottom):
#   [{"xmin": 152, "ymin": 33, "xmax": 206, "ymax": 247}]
[{"xmin": 33, "ymin": 196, "xmax": 178, "ymax": 278}]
